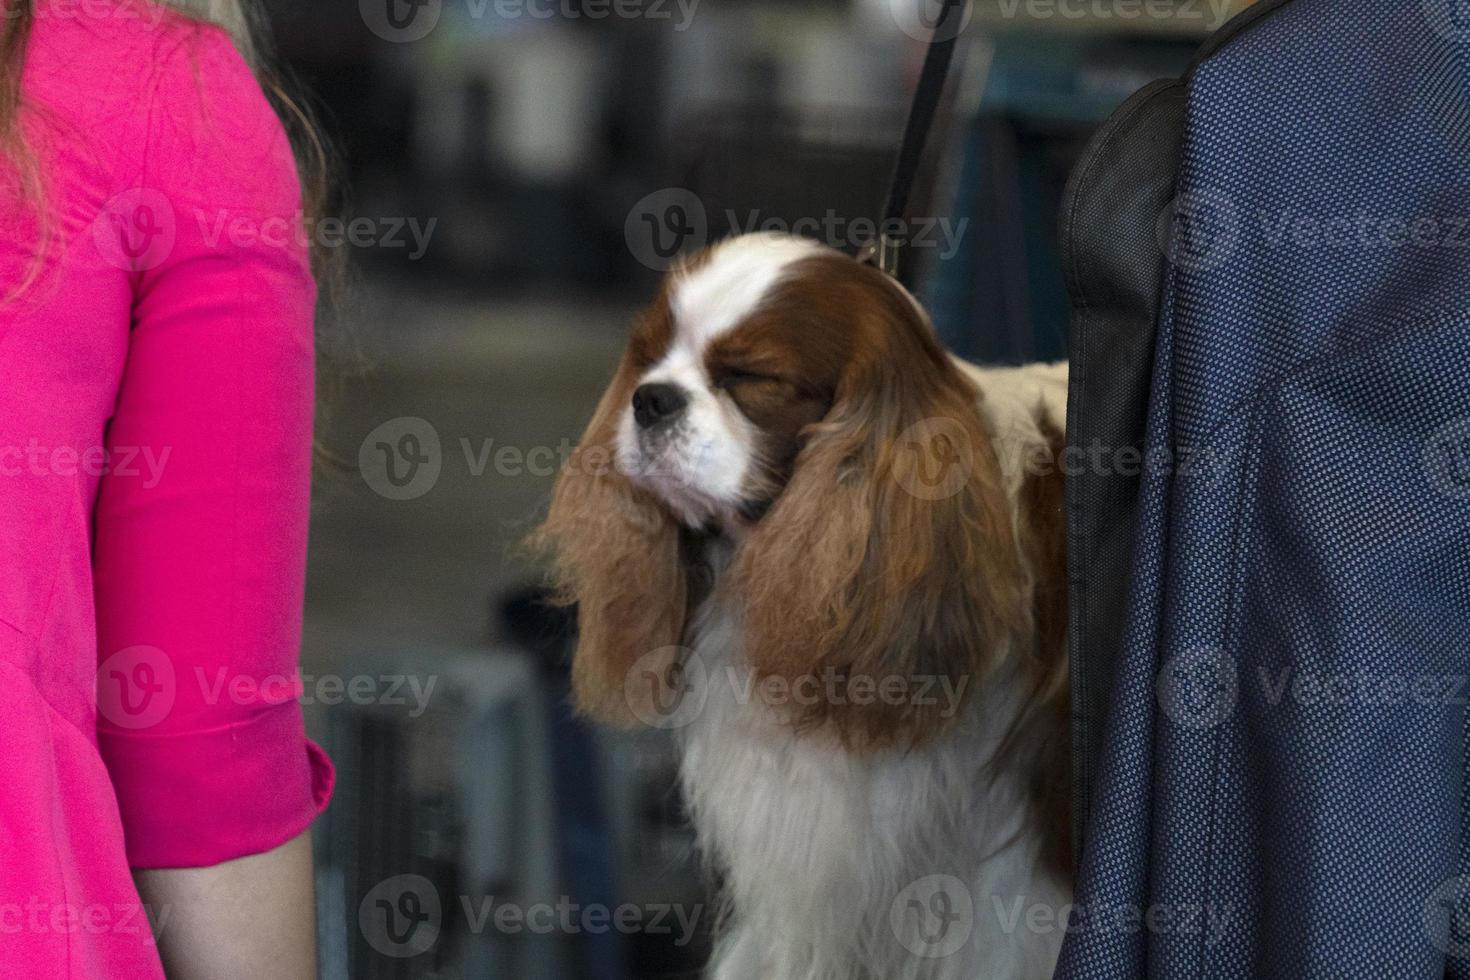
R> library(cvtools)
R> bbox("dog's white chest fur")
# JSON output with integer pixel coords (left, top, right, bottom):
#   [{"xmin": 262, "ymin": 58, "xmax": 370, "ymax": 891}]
[{"xmin": 676, "ymin": 597, "xmax": 1070, "ymax": 980}]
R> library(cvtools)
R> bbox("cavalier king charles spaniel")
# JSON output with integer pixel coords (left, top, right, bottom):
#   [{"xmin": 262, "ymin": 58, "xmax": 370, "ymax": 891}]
[{"xmin": 536, "ymin": 232, "xmax": 1071, "ymax": 980}]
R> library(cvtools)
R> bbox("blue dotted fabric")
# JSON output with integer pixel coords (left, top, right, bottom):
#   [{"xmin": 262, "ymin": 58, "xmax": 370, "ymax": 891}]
[{"xmin": 1055, "ymin": 2, "xmax": 1470, "ymax": 977}]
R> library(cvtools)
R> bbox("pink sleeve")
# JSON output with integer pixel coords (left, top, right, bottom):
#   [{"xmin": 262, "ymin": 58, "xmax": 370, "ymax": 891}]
[{"xmin": 93, "ymin": 23, "xmax": 334, "ymax": 869}]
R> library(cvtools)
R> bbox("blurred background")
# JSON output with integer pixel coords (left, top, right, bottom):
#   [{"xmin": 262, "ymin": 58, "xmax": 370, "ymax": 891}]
[{"xmin": 264, "ymin": 1, "xmax": 1250, "ymax": 976}]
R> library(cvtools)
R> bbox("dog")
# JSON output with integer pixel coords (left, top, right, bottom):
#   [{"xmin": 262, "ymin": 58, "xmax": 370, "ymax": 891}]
[{"xmin": 536, "ymin": 231, "xmax": 1072, "ymax": 979}]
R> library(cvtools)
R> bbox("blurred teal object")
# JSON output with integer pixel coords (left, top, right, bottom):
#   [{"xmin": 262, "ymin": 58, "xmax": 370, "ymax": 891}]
[{"xmin": 924, "ymin": 36, "xmax": 1196, "ymax": 364}]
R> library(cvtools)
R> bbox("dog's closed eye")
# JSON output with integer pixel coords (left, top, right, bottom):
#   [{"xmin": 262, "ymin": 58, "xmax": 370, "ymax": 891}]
[{"xmin": 713, "ymin": 368, "xmax": 781, "ymax": 390}]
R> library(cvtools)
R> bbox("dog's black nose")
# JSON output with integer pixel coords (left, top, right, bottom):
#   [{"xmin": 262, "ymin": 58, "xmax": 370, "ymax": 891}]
[{"xmin": 632, "ymin": 383, "xmax": 688, "ymax": 429}]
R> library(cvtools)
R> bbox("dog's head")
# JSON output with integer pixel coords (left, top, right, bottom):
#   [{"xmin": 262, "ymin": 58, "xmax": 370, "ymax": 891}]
[{"xmin": 536, "ymin": 232, "xmax": 1031, "ymax": 746}]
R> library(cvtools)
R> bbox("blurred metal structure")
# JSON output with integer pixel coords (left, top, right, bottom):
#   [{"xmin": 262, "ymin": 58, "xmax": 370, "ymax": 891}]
[
  {"xmin": 317, "ymin": 648, "xmax": 564, "ymax": 980},
  {"xmin": 314, "ymin": 636, "xmax": 709, "ymax": 980}
]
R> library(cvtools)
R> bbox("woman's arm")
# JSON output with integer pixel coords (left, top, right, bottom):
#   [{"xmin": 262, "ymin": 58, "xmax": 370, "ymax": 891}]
[
  {"xmin": 91, "ymin": 21, "xmax": 333, "ymax": 973},
  {"xmin": 133, "ymin": 831, "xmax": 318, "ymax": 980}
]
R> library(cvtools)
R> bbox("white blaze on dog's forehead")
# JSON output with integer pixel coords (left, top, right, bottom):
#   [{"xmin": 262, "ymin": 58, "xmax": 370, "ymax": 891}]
[
  {"xmin": 669, "ymin": 233, "xmax": 829, "ymax": 350},
  {"xmin": 619, "ymin": 235, "xmax": 829, "ymax": 526}
]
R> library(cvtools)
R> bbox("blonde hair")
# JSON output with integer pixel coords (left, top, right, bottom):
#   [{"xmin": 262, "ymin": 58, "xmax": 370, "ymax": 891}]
[{"xmin": 168, "ymin": 0, "xmax": 257, "ymax": 58}]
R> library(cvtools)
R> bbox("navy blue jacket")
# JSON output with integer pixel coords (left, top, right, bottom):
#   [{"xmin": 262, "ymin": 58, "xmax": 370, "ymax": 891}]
[{"xmin": 1059, "ymin": 1, "xmax": 1470, "ymax": 975}]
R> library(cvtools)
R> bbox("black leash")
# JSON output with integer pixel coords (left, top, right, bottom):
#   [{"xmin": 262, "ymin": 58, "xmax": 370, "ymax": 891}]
[{"xmin": 859, "ymin": 0, "xmax": 968, "ymax": 283}]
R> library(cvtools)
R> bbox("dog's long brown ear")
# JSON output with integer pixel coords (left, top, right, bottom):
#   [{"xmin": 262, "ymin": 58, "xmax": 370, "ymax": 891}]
[
  {"xmin": 533, "ymin": 308, "xmax": 688, "ymax": 728},
  {"xmin": 733, "ymin": 262, "xmax": 1027, "ymax": 748}
]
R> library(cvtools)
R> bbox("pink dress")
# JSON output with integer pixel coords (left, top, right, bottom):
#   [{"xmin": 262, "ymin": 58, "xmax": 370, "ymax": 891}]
[{"xmin": 1, "ymin": 3, "xmax": 334, "ymax": 976}]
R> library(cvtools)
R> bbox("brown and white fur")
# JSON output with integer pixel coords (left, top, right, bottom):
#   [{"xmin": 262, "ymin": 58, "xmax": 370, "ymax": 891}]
[{"xmin": 535, "ymin": 232, "xmax": 1071, "ymax": 980}]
